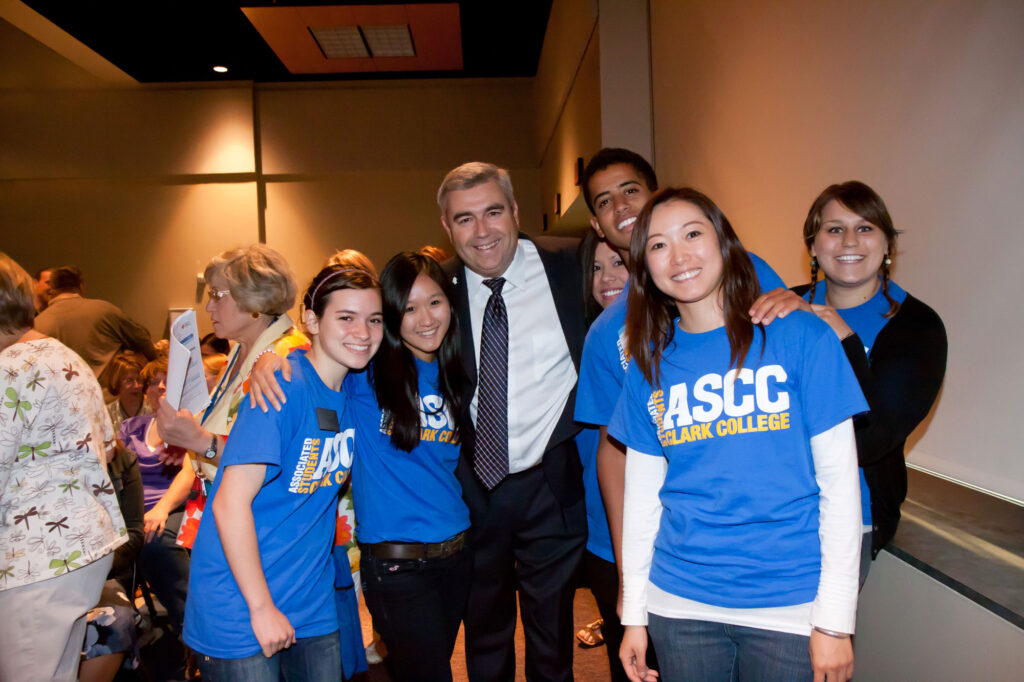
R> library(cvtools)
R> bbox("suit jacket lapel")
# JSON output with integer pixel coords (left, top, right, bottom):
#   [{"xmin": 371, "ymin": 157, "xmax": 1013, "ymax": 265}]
[
  {"xmin": 448, "ymin": 233, "xmax": 582, "ymax": 384},
  {"xmin": 527, "ymin": 234, "xmax": 583, "ymax": 370},
  {"xmin": 447, "ymin": 259, "xmax": 478, "ymax": 387}
]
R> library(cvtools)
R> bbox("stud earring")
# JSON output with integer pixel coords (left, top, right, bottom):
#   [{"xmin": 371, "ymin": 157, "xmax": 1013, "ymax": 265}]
[
  {"xmin": 251, "ymin": 312, "xmax": 261, "ymax": 319},
  {"xmin": 884, "ymin": 255, "xmax": 891, "ymax": 267},
  {"xmin": 810, "ymin": 256, "xmax": 818, "ymax": 269}
]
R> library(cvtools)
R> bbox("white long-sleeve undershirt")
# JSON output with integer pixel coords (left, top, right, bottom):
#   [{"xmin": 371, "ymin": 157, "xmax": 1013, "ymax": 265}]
[{"xmin": 621, "ymin": 418, "xmax": 862, "ymax": 636}]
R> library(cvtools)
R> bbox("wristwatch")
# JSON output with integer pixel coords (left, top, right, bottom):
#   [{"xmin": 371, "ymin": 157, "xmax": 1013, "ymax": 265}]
[{"xmin": 203, "ymin": 434, "xmax": 218, "ymax": 459}]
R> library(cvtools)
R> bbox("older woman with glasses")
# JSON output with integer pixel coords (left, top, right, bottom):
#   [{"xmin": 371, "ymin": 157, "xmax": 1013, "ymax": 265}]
[{"xmin": 144, "ymin": 245, "xmax": 307, "ymax": 553}]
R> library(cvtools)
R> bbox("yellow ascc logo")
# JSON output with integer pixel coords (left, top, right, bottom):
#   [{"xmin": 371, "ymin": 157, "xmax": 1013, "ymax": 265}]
[
  {"xmin": 651, "ymin": 366, "xmax": 793, "ymax": 446},
  {"xmin": 288, "ymin": 429, "xmax": 355, "ymax": 493}
]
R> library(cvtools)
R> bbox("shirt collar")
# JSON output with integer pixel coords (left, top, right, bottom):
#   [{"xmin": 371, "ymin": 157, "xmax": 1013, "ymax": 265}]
[{"xmin": 465, "ymin": 238, "xmax": 528, "ymax": 300}]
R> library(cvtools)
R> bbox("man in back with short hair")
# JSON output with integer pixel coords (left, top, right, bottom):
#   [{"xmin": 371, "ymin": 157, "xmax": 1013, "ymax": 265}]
[
  {"xmin": 34, "ymin": 266, "xmax": 156, "ymax": 385},
  {"xmin": 33, "ymin": 267, "xmax": 54, "ymax": 312}
]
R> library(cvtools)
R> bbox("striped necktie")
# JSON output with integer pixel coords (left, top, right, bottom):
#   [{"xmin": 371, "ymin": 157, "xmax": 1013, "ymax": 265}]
[{"xmin": 474, "ymin": 277, "xmax": 509, "ymax": 489}]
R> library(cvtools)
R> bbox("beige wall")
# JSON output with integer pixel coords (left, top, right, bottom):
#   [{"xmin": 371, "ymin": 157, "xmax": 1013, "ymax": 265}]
[
  {"xmin": 534, "ymin": 0, "xmax": 598, "ymax": 162},
  {"xmin": 534, "ymin": 0, "xmax": 601, "ymax": 235},
  {"xmin": 649, "ymin": 0, "xmax": 1024, "ymax": 499},
  {"xmin": 256, "ymin": 79, "xmax": 540, "ymax": 288},
  {"xmin": 1, "ymin": 47, "xmax": 541, "ymax": 338},
  {"xmin": 537, "ymin": 31, "xmax": 602, "ymax": 235},
  {"xmin": 0, "ymin": 85, "xmax": 259, "ymax": 337},
  {"xmin": 597, "ymin": 0, "xmax": 652, "ymax": 161}
]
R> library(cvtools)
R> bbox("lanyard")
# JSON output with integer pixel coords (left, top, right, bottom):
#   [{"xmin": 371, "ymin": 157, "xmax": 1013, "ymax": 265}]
[{"xmin": 201, "ymin": 348, "xmax": 242, "ymax": 425}]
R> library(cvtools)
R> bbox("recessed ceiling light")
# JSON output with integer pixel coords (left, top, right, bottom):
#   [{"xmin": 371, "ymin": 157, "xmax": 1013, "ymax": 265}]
[
  {"xmin": 362, "ymin": 25, "xmax": 415, "ymax": 58},
  {"xmin": 310, "ymin": 26, "xmax": 370, "ymax": 59},
  {"xmin": 212, "ymin": 65, "xmax": 229, "ymax": 73}
]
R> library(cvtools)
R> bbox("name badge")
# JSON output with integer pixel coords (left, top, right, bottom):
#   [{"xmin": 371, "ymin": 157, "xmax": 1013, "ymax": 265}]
[{"xmin": 316, "ymin": 407, "xmax": 340, "ymax": 432}]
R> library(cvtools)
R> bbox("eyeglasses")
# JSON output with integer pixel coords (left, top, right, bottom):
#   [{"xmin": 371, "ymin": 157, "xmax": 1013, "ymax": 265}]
[{"xmin": 207, "ymin": 289, "xmax": 231, "ymax": 302}]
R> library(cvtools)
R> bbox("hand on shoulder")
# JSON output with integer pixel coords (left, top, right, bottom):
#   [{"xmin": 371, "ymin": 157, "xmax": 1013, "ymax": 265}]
[{"xmin": 248, "ymin": 351, "xmax": 291, "ymax": 413}]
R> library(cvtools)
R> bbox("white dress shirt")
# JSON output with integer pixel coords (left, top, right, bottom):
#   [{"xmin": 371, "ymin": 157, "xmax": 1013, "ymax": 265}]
[{"xmin": 465, "ymin": 239, "xmax": 577, "ymax": 473}]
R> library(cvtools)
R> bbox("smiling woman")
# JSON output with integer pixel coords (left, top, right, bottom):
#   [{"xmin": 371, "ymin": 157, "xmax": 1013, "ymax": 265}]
[
  {"xmin": 183, "ymin": 265, "xmax": 382, "ymax": 680},
  {"xmin": 341, "ymin": 251, "xmax": 471, "ymax": 681},
  {"xmin": 613, "ymin": 188, "xmax": 867, "ymax": 682},
  {"xmin": 796, "ymin": 181, "xmax": 947, "ymax": 564}
]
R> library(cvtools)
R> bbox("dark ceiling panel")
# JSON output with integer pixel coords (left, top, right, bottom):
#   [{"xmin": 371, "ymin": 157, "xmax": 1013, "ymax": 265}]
[{"xmin": 21, "ymin": 1, "xmax": 553, "ymax": 83}]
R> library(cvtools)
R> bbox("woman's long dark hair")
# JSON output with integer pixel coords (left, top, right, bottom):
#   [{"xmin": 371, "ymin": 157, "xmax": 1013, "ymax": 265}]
[
  {"xmin": 803, "ymin": 181, "xmax": 901, "ymax": 318},
  {"xmin": 578, "ymin": 229, "xmax": 605, "ymax": 325},
  {"xmin": 626, "ymin": 187, "xmax": 764, "ymax": 386},
  {"xmin": 372, "ymin": 252, "xmax": 466, "ymax": 452}
]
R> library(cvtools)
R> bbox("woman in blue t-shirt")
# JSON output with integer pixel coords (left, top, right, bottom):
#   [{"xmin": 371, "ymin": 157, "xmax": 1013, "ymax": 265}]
[
  {"xmin": 347, "ymin": 251, "xmax": 471, "ymax": 682},
  {"xmin": 610, "ymin": 188, "xmax": 867, "ymax": 682},
  {"xmin": 573, "ymin": 230, "xmax": 633, "ymax": 678},
  {"xmin": 183, "ymin": 266, "xmax": 383, "ymax": 681},
  {"xmin": 795, "ymin": 181, "xmax": 947, "ymax": 569}
]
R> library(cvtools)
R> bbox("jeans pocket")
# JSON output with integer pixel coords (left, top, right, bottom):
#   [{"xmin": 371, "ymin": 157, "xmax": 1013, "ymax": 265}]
[{"xmin": 368, "ymin": 557, "xmax": 420, "ymax": 582}]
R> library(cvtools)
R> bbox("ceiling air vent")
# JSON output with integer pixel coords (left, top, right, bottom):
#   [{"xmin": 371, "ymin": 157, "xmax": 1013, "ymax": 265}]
[
  {"xmin": 361, "ymin": 25, "xmax": 416, "ymax": 58},
  {"xmin": 309, "ymin": 25, "xmax": 370, "ymax": 59}
]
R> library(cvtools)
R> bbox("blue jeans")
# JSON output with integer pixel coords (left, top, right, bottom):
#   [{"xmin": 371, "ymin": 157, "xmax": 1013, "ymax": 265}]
[
  {"xmin": 197, "ymin": 631, "xmax": 340, "ymax": 682},
  {"xmin": 648, "ymin": 615, "xmax": 812, "ymax": 682}
]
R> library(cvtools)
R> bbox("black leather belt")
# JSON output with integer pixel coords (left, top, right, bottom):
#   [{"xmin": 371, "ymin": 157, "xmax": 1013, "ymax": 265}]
[{"xmin": 360, "ymin": 531, "xmax": 467, "ymax": 561}]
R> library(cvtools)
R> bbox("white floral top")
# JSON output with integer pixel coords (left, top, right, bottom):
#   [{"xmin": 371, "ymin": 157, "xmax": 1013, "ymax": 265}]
[{"xmin": 0, "ymin": 338, "xmax": 127, "ymax": 590}]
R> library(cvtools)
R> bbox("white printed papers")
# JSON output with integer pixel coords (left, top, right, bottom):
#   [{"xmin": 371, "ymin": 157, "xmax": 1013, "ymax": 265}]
[{"xmin": 166, "ymin": 309, "xmax": 211, "ymax": 415}]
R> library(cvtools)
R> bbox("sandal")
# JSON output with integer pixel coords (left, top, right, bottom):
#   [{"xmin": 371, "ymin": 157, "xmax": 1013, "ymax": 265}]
[{"xmin": 575, "ymin": 618, "xmax": 605, "ymax": 647}]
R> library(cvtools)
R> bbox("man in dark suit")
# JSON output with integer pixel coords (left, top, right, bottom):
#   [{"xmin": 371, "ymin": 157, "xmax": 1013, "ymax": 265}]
[{"xmin": 439, "ymin": 162, "xmax": 587, "ymax": 681}]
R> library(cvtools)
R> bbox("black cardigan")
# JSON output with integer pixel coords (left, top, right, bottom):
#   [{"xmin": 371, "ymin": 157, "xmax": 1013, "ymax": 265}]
[{"xmin": 792, "ymin": 286, "xmax": 947, "ymax": 556}]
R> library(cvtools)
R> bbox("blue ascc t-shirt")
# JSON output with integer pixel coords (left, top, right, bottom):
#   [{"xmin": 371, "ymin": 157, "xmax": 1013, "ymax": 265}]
[
  {"xmin": 573, "ymin": 253, "xmax": 784, "ymax": 566},
  {"xmin": 576, "ymin": 252, "xmax": 786, "ymax": 427},
  {"xmin": 608, "ymin": 311, "xmax": 867, "ymax": 609},
  {"xmin": 802, "ymin": 278, "xmax": 907, "ymax": 527},
  {"xmin": 184, "ymin": 350, "xmax": 354, "ymax": 658},
  {"xmin": 575, "ymin": 426, "xmax": 614, "ymax": 562},
  {"xmin": 347, "ymin": 357, "xmax": 469, "ymax": 544},
  {"xmin": 803, "ymin": 278, "xmax": 907, "ymax": 357}
]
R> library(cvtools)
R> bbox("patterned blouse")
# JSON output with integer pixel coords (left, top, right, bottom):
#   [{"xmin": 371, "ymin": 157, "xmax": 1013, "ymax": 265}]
[{"xmin": 0, "ymin": 338, "xmax": 127, "ymax": 591}]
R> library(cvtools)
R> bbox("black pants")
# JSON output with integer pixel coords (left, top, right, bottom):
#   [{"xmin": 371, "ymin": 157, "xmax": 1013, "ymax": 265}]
[
  {"xmin": 361, "ymin": 546, "xmax": 472, "ymax": 682},
  {"xmin": 464, "ymin": 465, "xmax": 587, "ymax": 682},
  {"xmin": 139, "ymin": 508, "xmax": 190, "ymax": 632}
]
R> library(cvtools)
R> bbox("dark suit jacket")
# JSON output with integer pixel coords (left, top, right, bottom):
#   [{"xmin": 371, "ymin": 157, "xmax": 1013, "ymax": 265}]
[{"xmin": 445, "ymin": 233, "xmax": 587, "ymax": 519}]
